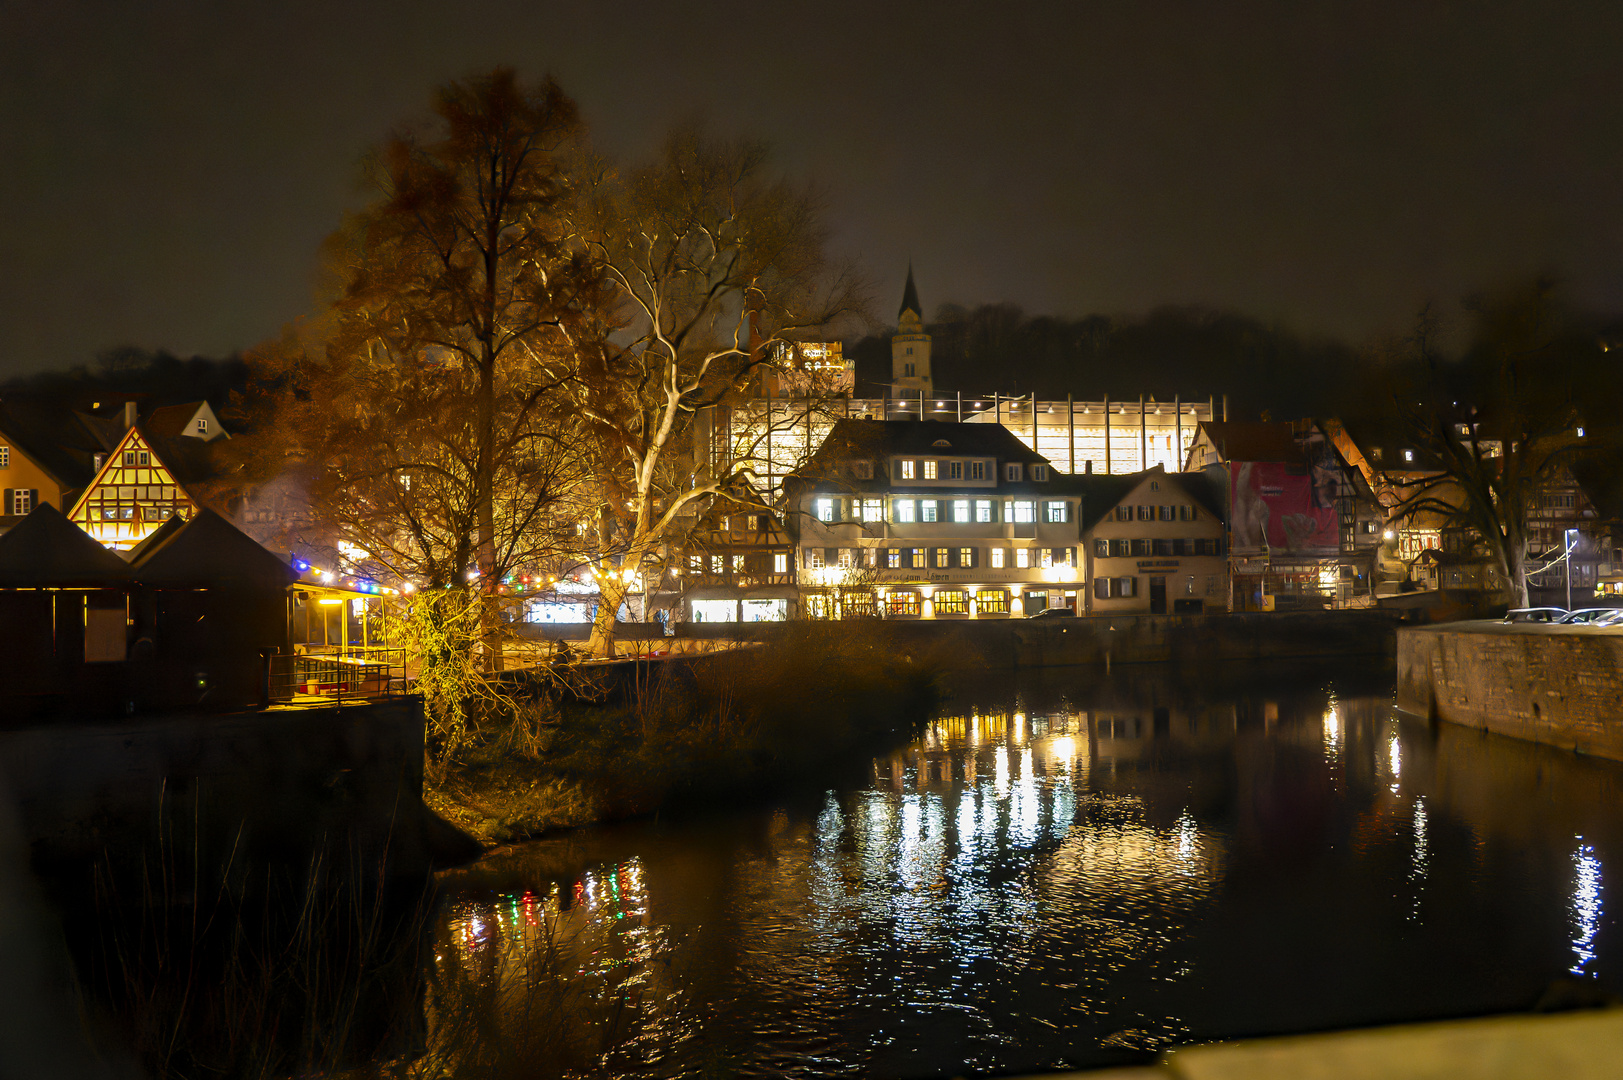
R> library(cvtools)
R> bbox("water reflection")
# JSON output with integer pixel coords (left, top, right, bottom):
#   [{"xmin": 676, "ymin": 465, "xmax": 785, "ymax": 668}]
[
  {"xmin": 1572, "ymin": 840, "xmax": 1603, "ymax": 976},
  {"xmin": 425, "ymin": 662, "xmax": 1623, "ymax": 1077}
]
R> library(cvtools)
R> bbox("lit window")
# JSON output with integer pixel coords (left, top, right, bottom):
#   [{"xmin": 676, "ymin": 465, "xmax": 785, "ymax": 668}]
[
  {"xmin": 991, "ymin": 548, "xmax": 1006, "ymax": 568},
  {"xmin": 862, "ymin": 499, "xmax": 884, "ymax": 522},
  {"xmin": 1044, "ymin": 501, "xmax": 1067, "ymax": 523},
  {"xmin": 711, "ymin": 556, "xmax": 724, "ymax": 573},
  {"xmin": 975, "ymin": 589, "xmax": 1009, "ymax": 614},
  {"xmin": 970, "ymin": 461, "xmax": 986, "ymax": 480},
  {"xmin": 1041, "ymin": 549, "xmax": 1054, "ymax": 568},
  {"xmin": 921, "ymin": 501, "xmax": 938, "ymax": 522},
  {"xmin": 976, "ymin": 500, "xmax": 993, "ymax": 522},
  {"xmin": 1032, "ymin": 465, "xmax": 1049, "ymax": 481},
  {"xmin": 805, "ymin": 548, "xmax": 824, "ymax": 569},
  {"xmin": 896, "ymin": 499, "xmax": 916, "ymax": 523},
  {"xmin": 923, "ymin": 461, "xmax": 938, "ymax": 480},
  {"xmin": 934, "ymin": 548, "xmax": 950, "ymax": 568},
  {"xmin": 1403, "ymin": 449, "xmax": 1414, "ymax": 462},
  {"xmin": 1011, "ymin": 500, "xmax": 1035, "ymax": 523},
  {"xmin": 0, "ymin": 446, "xmax": 8, "ymax": 469},
  {"xmin": 953, "ymin": 500, "xmax": 970, "ymax": 523},
  {"xmin": 816, "ymin": 498, "xmax": 836, "ymax": 522},
  {"xmin": 900, "ymin": 460, "xmax": 916, "ymax": 479},
  {"xmin": 747, "ymin": 515, "xmax": 759, "ymax": 530},
  {"xmin": 1006, "ymin": 464, "xmax": 1022, "ymax": 481},
  {"xmin": 773, "ymin": 552, "xmax": 788, "ymax": 574},
  {"xmin": 839, "ymin": 549, "xmax": 856, "ymax": 569},
  {"xmin": 196, "ymin": 418, "xmax": 208, "ymax": 433},
  {"xmin": 910, "ymin": 549, "xmax": 926, "ymax": 568},
  {"xmin": 888, "ymin": 591, "xmax": 921, "ymax": 616},
  {"xmin": 934, "ymin": 590, "xmax": 968, "ymax": 615},
  {"xmin": 1016, "ymin": 548, "xmax": 1030, "ymax": 568},
  {"xmin": 959, "ymin": 547, "xmax": 974, "ymax": 567},
  {"xmin": 886, "ymin": 549, "xmax": 901, "ymax": 568}
]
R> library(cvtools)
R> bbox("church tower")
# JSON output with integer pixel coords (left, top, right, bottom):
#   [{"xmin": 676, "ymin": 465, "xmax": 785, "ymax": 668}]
[{"xmin": 890, "ymin": 265, "xmax": 932, "ymax": 398}]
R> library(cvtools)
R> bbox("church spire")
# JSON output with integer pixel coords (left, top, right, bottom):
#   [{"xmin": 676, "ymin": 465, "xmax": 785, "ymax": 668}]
[{"xmin": 899, "ymin": 262, "xmax": 922, "ymax": 322}]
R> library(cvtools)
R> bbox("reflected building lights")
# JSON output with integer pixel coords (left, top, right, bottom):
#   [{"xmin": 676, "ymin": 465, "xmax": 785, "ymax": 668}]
[
  {"xmin": 1388, "ymin": 734, "xmax": 1402, "ymax": 793},
  {"xmin": 1572, "ymin": 839, "xmax": 1604, "ymax": 976}
]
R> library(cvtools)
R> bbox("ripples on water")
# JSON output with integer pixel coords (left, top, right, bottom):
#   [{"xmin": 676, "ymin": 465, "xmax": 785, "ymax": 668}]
[{"xmin": 428, "ymin": 663, "xmax": 1623, "ymax": 1078}]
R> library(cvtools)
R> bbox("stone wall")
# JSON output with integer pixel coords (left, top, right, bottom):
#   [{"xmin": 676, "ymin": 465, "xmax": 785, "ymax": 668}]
[
  {"xmin": 1396, "ymin": 622, "xmax": 1623, "ymax": 761},
  {"xmin": 0, "ymin": 697, "xmax": 474, "ymax": 882}
]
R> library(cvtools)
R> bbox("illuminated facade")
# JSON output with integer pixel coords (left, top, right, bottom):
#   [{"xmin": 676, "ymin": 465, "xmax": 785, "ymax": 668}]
[
  {"xmin": 790, "ymin": 419, "xmax": 1116, "ymax": 618},
  {"xmin": 67, "ymin": 426, "xmax": 197, "ymax": 549}
]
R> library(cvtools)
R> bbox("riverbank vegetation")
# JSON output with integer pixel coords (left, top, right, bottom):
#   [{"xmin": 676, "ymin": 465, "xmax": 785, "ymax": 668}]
[{"xmin": 425, "ymin": 624, "xmax": 941, "ymax": 846}]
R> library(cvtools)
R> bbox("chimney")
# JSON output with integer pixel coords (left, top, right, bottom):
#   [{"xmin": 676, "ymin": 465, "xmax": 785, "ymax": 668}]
[{"xmin": 123, "ymin": 401, "xmax": 137, "ymax": 431}]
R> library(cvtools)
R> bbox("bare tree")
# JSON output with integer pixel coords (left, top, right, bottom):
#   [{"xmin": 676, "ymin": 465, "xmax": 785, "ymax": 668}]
[
  {"xmin": 566, "ymin": 127, "xmax": 866, "ymax": 656},
  {"xmin": 1385, "ymin": 284, "xmax": 1598, "ymax": 607}
]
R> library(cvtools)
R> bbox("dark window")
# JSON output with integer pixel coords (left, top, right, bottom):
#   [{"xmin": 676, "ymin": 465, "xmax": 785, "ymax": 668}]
[
  {"xmin": 1131, "ymin": 538, "xmax": 1151, "ymax": 557},
  {"xmin": 1136, "ymin": 505, "xmax": 1152, "ymax": 521},
  {"xmin": 1095, "ymin": 539, "xmax": 1109, "ymax": 558},
  {"xmin": 1110, "ymin": 538, "xmax": 1132, "ymax": 558},
  {"xmin": 1153, "ymin": 538, "xmax": 1174, "ymax": 556}
]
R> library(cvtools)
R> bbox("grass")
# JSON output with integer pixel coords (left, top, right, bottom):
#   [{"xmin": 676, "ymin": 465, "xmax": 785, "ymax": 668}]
[{"xmin": 429, "ymin": 621, "xmax": 942, "ymax": 845}]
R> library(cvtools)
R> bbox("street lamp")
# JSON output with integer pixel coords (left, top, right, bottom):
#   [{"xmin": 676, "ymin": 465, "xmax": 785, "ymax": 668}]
[{"xmin": 1567, "ymin": 528, "xmax": 1580, "ymax": 612}]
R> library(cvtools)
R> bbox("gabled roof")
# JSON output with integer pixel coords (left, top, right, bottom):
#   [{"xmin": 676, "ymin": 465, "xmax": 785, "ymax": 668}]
[
  {"xmin": 1191, "ymin": 421, "xmax": 1299, "ymax": 463},
  {"xmin": 0, "ymin": 504, "xmax": 132, "ymax": 586},
  {"xmin": 128, "ymin": 508, "xmax": 296, "ymax": 588},
  {"xmin": 899, "ymin": 264, "xmax": 922, "ymax": 321},
  {"xmin": 1059, "ymin": 466, "xmax": 1228, "ymax": 530},
  {"xmin": 810, "ymin": 418, "xmax": 1049, "ymax": 466}
]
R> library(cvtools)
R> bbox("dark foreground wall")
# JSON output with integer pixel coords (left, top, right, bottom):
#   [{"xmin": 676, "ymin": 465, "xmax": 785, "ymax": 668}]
[
  {"xmin": 1396, "ymin": 622, "xmax": 1623, "ymax": 762},
  {"xmin": 0, "ymin": 698, "xmax": 474, "ymax": 882}
]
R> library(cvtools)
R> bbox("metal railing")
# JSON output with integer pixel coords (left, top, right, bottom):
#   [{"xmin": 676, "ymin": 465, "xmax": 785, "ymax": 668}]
[{"xmin": 269, "ymin": 646, "xmax": 408, "ymax": 703}]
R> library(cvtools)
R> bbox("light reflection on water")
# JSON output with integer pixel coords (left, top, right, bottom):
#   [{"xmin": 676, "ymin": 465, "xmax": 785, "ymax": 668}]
[{"xmin": 428, "ymin": 665, "xmax": 1623, "ymax": 1077}]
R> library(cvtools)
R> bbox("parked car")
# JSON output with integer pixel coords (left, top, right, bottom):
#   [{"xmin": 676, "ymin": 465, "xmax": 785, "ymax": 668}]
[
  {"xmin": 1503, "ymin": 607, "xmax": 1568, "ymax": 623},
  {"xmin": 1557, "ymin": 608, "xmax": 1619, "ymax": 624},
  {"xmin": 1027, "ymin": 607, "xmax": 1076, "ymax": 619}
]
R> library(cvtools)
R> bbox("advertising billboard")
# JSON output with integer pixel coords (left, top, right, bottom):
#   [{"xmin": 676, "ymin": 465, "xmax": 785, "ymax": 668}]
[{"xmin": 1230, "ymin": 460, "xmax": 1339, "ymax": 555}]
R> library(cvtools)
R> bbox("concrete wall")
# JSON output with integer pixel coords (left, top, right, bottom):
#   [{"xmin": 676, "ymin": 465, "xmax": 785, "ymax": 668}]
[
  {"xmin": 0, "ymin": 697, "xmax": 471, "ymax": 882},
  {"xmin": 1397, "ymin": 622, "xmax": 1623, "ymax": 761}
]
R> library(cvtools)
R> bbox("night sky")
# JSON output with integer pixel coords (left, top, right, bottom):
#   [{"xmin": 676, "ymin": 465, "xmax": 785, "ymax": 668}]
[{"xmin": 3, "ymin": 0, "xmax": 1622, "ymax": 376}]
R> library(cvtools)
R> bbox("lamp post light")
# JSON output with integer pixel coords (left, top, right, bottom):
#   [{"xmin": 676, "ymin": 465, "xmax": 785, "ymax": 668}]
[{"xmin": 1567, "ymin": 528, "xmax": 1580, "ymax": 612}]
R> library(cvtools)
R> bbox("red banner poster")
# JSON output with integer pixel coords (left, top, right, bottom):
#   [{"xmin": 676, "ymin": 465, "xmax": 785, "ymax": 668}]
[{"xmin": 1230, "ymin": 461, "xmax": 1339, "ymax": 555}]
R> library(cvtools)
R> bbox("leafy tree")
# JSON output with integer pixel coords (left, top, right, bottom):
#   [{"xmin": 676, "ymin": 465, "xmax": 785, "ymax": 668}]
[
  {"xmin": 567, "ymin": 128, "xmax": 865, "ymax": 656},
  {"xmin": 224, "ymin": 69, "xmax": 602, "ymax": 743}
]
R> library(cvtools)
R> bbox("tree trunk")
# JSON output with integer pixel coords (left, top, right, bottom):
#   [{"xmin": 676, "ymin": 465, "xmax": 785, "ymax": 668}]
[
  {"xmin": 475, "ymin": 347, "xmax": 502, "ymax": 673},
  {"xmin": 588, "ymin": 573, "xmax": 630, "ymax": 658}
]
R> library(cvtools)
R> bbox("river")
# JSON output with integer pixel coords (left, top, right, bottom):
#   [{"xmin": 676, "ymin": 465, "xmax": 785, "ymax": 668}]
[{"xmin": 424, "ymin": 660, "xmax": 1623, "ymax": 1077}]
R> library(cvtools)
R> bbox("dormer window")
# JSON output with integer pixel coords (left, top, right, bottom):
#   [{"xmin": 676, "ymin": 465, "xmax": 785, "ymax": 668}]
[
  {"xmin": 852, "ymin": 460, "xmax": 873, "ymax": 480},
  {"xmin": 932, "ymin": 439, "xmax": 951, "ymax": 448},
  {"xmin": 1005, "ymin": 463, "xmax": 1023, "ymax": 482},
  {"xmin": 1371, "ymin": 447, "xmax": 1383, "ymax": 462},
  {"xmin": 923, "ymin": 461, "xmax": 938, "ymax": 480},
  {"xmin": 1403, "ymin": 449, "xmax": 1415, "ymax": 463},
  {"xmin": 900, "ymin": 460, "xmax": 916, "ymax": 480},
  {"xmin": 1032, "ymin": 465, "xmax": 1049, "ymax": 481},
  {"xmin": 970, "ymin": 461, "xmax": 986, "ymax": 480},
  {"xmin": 197, "ymin": 418, "xmax": 208, "ymax": 434}
]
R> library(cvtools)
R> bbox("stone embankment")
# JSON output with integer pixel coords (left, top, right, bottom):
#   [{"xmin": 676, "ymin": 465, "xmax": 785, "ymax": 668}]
[
  {"xmin": 1396, "ymin": 621, "xmax": 1623, "ymax": 762},
  {"xmin": 532, "ymin": 610, "xmax": 1403, "ymax": 669}
]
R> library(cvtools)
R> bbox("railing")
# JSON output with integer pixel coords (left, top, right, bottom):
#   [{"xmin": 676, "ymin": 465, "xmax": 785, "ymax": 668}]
[{"xmin": 269, "ymin": 646, "xmax": 408, "ymax": 704}]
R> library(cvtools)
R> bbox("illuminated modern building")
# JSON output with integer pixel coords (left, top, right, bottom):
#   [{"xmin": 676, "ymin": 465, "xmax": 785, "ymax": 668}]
[{"xmin": 704, "ymin": 272, "xmax": 1219, "ymax": 499}]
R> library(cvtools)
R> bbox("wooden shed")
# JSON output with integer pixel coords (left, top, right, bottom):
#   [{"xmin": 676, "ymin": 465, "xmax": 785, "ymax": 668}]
[
  {"xmin": 127, "ymin": 509, "xmax": 296, "ymax": 711},
  {"xmin": 0, "ymin": 504, "xmax": 135, "ymax": 721}
]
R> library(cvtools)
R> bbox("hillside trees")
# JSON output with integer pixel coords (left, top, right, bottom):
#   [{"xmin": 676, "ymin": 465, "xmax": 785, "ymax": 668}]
[{"xmin": 567, "ymin": 128, "xmax": 865, "ymax": 656}]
